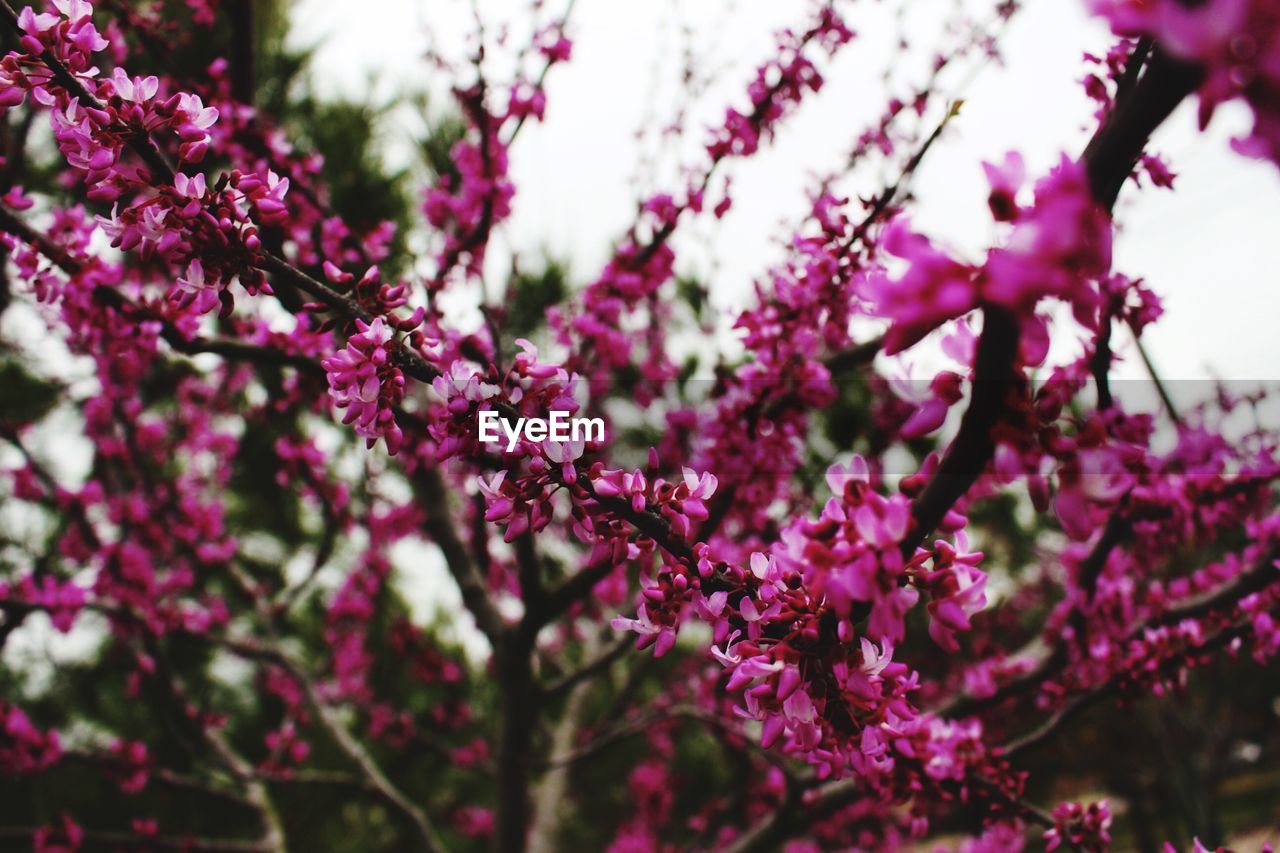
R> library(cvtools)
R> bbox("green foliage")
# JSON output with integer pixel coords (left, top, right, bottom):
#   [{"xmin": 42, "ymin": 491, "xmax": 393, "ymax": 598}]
[
  {"xmin": 253, "ymin": 0, "xmax": 306, "ymax": 114},
  {"xmin": 419, "ymin": 109, "xmax": 469, "ymax": 184},
  {"xmin": 287, "ymin": 97, "xmax": 414, "ymax": 271},
  {"xmin": 820, "ymin": 376, "xmax": 876, "ymax": 453},
  {"xmin": 226, "ymin": 417, "xmax": 305, "ymax": 547},
  {"xmin": 504, "ymin": 259, "xmax": 568, "ymax": 340},
  {"xmin": 675, "ymin": 274, "xmax": 708, "ymax": 323},
  {"xmin": 0, "ymin": 358, "xmax": 60, "ymax": 426},
  {"xmin": 966, "ymin": 490, "xmax": 1043, "ymax": 572}
]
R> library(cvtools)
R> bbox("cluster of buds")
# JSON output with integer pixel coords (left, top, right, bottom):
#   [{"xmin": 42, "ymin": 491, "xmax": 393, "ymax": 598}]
[{"xmin": 322, "ymin": 318, "xmax": 406, "ymax": 454}]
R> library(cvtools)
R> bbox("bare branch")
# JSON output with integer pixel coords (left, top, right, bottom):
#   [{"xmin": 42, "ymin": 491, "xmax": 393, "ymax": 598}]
[
  {"xmin": 226, "ymin": 0, "xmax": 255, "ymax": 105},
  {"xmin": 540, "ymin": 633, "xmax": 631, "ymax": 698}
]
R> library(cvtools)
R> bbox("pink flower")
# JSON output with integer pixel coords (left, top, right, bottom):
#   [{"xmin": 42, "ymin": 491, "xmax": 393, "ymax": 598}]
[
  {"xmin": 612, "ymin": 602, "xmax": 677, "ymax": 657},
  {"xmin": 542, "ymin": 434, "xmax": 586, "ymax": 482},
  {"xmin": 0, "ymin": 701, "xmax": 62, "ymax": 772},
  {"xmin": 173, "ymin": 172, "xmax": 206, "ymax": 200},
  {"xmin": 862, "ymin": 217, "xmax": 978, "ymax": 355},
  {"xmin": 453, "ymin": 806, "xmax": 495, "ymax": 840},
  {"xmin": 1045, "ymin": 799, "xmax": 1112, "ymax": 852},
  {"xmin": 18, "ymin": 7, "xmax": 61, "ymax": 36},
  {"xmin": 923, "ymin": 538, "xmax": 988, "ymax": 652},
  {"xmin": 108, "ymin": 67, "xmax": 158, "ymax": 103},
  {"xmin": 172, "ymin": 258, "xmax": 219, "ymax": 314},
  {"xmin": 535, "ymin": 27, "xmax": 573, "ymax": 63},
  {"xmin": 983, "ymin": 155, "xmax": 1111, "ymax": 325},
  {"xmin": 33, "ymin": 815, "xmax": 82, "ymax": 853},
  {"xmin": 322, "ymin": 318, "xmax": 406, "ymax": 454},
  {"xmin": 982, "ymin": 150, "xmax": 1026, "ymax": 221},
  {"xmin": 52, "ymin": 0, "xmax": 94, "ymax": 24},
  {"xmin": 111, "ymin": 739, "xmax": 149, "ymax": 793},
  {"xmin": 826, "ymin": 455, "xmax": 870, "ymax": 496}
]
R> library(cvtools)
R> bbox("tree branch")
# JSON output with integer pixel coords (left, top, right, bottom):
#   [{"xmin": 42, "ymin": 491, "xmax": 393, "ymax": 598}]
[
  {"xmin": 530, "ymin": 553, "xmax": 618, "ymax": 630},
  {"xmin": 412, "ymin": 466, "xmax": 504, "ymax": 645},
  {"xmin": 937, "ymin": 547, "xmax": 1280, "ymax": 719},
  {"xmin": 527, "ymin": 628, "xmax": 594, "ymax": 853},
  {"xmin": 292, "ymin": 671, "xmax": 448, "ymax": 853},
  {"xmin": 226, "ymin": 0, "xmax": 255, "ymax": 106},
  {"xmin": 540, "ymin": 633, "xmax": 631, "ymax": 698},
  {"xmin": 901, "ymin": 43, "xmax": 1203, "ymax": 554},
  {"xmin": 494, "ymin": 627, "xmax": 538, "ymax": 853},
  {"xmin": 1001, "ymin": 607, "xmax": 1269, "ymax": 760}
]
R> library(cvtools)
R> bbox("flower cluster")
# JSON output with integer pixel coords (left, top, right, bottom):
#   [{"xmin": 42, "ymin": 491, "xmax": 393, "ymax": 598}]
[
  {"xmin": 1, "ymin": 701, "xmax": 62, "ymax": 773},
  {"xmin": 561, "ymin": 2, "xmax": 858, "ymax": 385},
  {"xmin": 422, "ymin": 128, "xmax": 515, "ymax": 283},
  {"xmin": 109, "ymin": 739, "xmax": 149, "ymax": 793},
  {"xmin": 421, "ymin": 27, "xmax": 572, "ymax": 288},
  {"xmin": 1045, "ymin": 799, "xmax": 1113, "ymax": 852},
  {"xmin": 1087, "ymin": 0, "xmax": 1280, "ymax": 166},
  {"xmin": 677, "ymin": 191, "xmax": 861, "ymax": 543},
  {"xmin": 864, "ymin": 154, "xmax": 1111, "ymax": 354},
  {"xmin": 322, "ymin": 318, "xmax": 406, "ymax": 455},
  {"xmin": 705, "ymin": 3, "xmax": 856, "ymax": 159},
  {"xmin": 0, "ymin": 572, "xmax": 84, "ymax": 632}
]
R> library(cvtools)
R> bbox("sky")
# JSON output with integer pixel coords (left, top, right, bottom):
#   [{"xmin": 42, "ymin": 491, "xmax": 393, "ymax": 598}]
[{"xmin": 289, "ymin": 0, "xmax": 1280, "ymax": 384}]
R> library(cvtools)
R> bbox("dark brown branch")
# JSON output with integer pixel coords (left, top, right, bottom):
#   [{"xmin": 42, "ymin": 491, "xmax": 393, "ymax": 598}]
[
  {"xmin": 515, "ymin": 531, "xmax": 546, "ymax": 616},
  {"xmin": 1068, "ymin": 507, "xmax": 1132, "ymax": 645},
  {"xmin": 166, "ymin": 334, "xmax": 325, "ymax": 376},
  {"xmin": 226, "ymin": 0, "xmax": 255, "ymax": 106},
  {"xmin": 1000, "ymin": 608, "xmax": 1268, "ymax": 760},
  {"xmin": 1148, "ymin": 550, "xmax": 1280, "ymax": 627},
  {"xmin": 1082, "ymin": 46, "xmax": 1202, "ymax": 211},
  {"xmin": 531, "ymin": 554, "xmax": 618, "ymax": 629},
  {"xmin": 541, "ymin": 634, "xmax": 631, "ymax": 698},
  {"xmin": 902, "ymin": 44, "xmax": 1202, "ymax": 555},
  {"xmin": 823, "ymin": 336, "xmax": 883, "ymax": 374},
  {"xmin": 1091, "ymin": 303, "xmax": 1115, "ymax": 410},
  {"xmin": 902, "ymin": 306, "xmax": 1021, "ymax": 555},
  {"xmin": 0, "ymin": 204, "xmax": 83, "ymax": 271},
  {"xmin": 1113, "ymin": 37, "xmax": 1154, "ymax": 111},
  {"xmin": 413, "ymin": 467, "xmax": 505, "ymax": 644},
  {"xmin": 494, "ymin": 628, "xmax": 538, "ymax": 853}
]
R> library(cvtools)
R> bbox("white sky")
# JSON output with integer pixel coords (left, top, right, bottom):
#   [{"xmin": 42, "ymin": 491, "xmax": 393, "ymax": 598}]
[{"xmin": 289, "ymin": 0, "xmax": 1280, "ymax": 384}]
